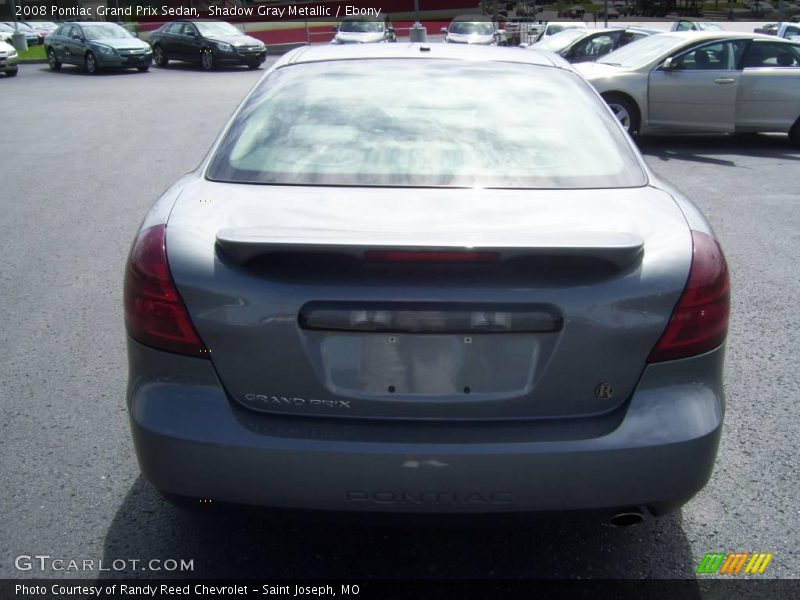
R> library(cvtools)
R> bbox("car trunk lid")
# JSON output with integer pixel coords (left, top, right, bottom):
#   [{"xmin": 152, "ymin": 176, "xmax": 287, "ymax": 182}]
[{"xmin": 165, "ymin": 180, "xmax": 691, "ymax": 421}]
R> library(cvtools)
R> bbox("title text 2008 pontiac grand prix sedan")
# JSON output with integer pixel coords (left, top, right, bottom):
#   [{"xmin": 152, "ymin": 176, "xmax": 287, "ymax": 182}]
[{"xmin": 125, "ymin": 44, "xmax": 729, "ymax": 524}]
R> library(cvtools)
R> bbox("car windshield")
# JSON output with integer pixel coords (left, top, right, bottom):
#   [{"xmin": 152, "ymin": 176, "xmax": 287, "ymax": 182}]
[
  {"xmin": 450, "ymin": 22, "xmax": 494, "ymax": 35},
  {"xmin": 546, "ymin": 24, "xmax": 580, "ymax": 36},
  {"xmin": 195, "ymin": 22, "xmax": 242, "ymax": 36},
  {"xmin": 208, "ymin": 59, "xmax": 645, "ymax": 189},
  {"xmin": 695, "ymin": 22, "xmax": 724, "ymax": 31},
  {"xmin": 339, "ymin": 20, "xmax": 385, "ymax": 33},
  {"xmin": 83, "ymin": 24, "xmax": 133, "ymax": 40},
  {"xmin": 597, "ymin": 34, "xmax": 682, "ymax": 67},
  {"xmin": 535, "ymin": 28, "xmax": 587, "ymax": 51},
  {"xmin": 0, "ymin": 23, "xmax": 14, "ymax": 31}
]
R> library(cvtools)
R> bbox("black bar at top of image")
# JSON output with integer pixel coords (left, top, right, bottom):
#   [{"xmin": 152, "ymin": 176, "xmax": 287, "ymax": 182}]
[
  {"xmin": 1, "ymin": 0, "xmax": 792, "ymax": 23},
  {"xmin": 3, "ymin": 579, "xmax": 800, "ymax": 600}
]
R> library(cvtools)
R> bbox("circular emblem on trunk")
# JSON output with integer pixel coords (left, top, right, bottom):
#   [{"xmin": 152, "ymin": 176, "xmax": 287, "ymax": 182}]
[{"xmin": 594, "ymin": 382, "xmax": 613, "ymax": 400}]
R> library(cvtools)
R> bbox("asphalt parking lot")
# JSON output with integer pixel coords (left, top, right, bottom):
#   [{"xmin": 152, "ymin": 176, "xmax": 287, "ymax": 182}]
[{"xmin": 1, "ymin": 61, "xmax": 798, "ymax": 582}]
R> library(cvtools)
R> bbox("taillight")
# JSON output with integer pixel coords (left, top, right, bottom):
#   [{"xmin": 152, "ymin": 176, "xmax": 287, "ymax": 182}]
[
  {"xmin": 648, "ymin": 230, "xmax": 729, "ymax": 363},
  {"xmin": 124, "ymin": 224, "xmax": 209, "ymax": 358}
]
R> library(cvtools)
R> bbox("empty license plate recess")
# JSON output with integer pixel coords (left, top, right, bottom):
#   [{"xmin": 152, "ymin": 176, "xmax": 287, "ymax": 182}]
[{"xmin": 317, "ymin": 333, "xmax": 540, "ymax": 397}]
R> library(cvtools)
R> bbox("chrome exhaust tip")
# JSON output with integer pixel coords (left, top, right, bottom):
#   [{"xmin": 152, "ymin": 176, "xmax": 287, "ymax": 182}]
[{"xmin": 609, "ymin": 510, "xmax": 644, "ymax": 528}]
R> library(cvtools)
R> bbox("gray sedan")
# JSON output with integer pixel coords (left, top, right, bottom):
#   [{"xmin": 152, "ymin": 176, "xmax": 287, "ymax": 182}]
[
  {"xmin": 576, "ymin": 31, "xmax": 800, "ymax": 144},
  {"xmin": 125, "ymin": 44, "xmax": 728, "ymax": 522},
  {"xmin": 45, "ymin": 22, "xmax": 152, "ymax": 74}
]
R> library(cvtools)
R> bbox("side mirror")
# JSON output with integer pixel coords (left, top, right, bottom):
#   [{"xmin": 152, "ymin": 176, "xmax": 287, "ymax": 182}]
[
  {"xmin": 441, "ymin": 27, "xmax": 448, "ymax": 33},
  {"xmin": 496, "ymin": 28, "xmax": 506, "ymax": 36},
  {"xmin": 662, "ymin": 56, "xmax": 676, "ymax": 70},
  {"xmin": 387, "ymin": 27, "xmax": 395, "ymax": 33}
]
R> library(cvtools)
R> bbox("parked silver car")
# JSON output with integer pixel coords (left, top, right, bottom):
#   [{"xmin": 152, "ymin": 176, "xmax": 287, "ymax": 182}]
[
  {"xmin": 442, "ymin": 17, "xmax": 503, "ymax": 45},
  {"xmin": 126, "ymin": 43, "xmax": 729, "ymax": 521},
  {"xmin": 0, "ymin": 39, "xmax": 19, "ymax": 77},
  {"xmin": 332, "ymin": 16, "xmax": 396, "ymax": 44},
  {"xmin": 576, "ymin": 31, "xmax": 800, "ymax": 144}
]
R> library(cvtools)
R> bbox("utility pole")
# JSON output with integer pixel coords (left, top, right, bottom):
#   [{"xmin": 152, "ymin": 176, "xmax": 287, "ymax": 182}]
[
  {"xmin": 410, "ymin": 0, "xmax": 427, "ymax": 41},
  {"xmin": 9, "ymin": 0, "xmax": 28, "ymax": 51}
]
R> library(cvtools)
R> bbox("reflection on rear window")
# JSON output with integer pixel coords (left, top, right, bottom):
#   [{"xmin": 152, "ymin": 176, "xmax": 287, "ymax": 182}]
[{"xmin": 207, "ymin": 59, "xmax": 646, "ymax": 189}]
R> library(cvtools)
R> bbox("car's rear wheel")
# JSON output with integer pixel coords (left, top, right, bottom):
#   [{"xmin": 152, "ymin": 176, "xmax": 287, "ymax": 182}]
[
  {"xmin": 153, "ymin": 44, "xmax": 168, "ymax": 67},
  {"xmin": 200, "ymin": 49, "xmax": 215, "ymax": 70},
  {"xmin": 6, "ymin": 68, "xmax": 17, "ymax": 77},
  {"xmin": 137, "ymin": 65, "xmax": 150, "ymax": 72},
  {"xmin": 47, "ymin": 48, "xmax": 61, "ymax": 71},
  {"xmin": 790, "ymin": 118, "xmax": 800, "ymax": 148},
  {"xmin": 84, "ymin": 51, "xmax": 98, "ymax": 75},
  {"xmin": 603, "ymin": 93, "xmax": 640, "ymax": 136}
]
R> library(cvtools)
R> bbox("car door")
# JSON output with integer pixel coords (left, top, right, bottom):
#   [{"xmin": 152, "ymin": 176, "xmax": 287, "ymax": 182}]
[
  {"xmin": 648, "ymin": 39, "xmax": 748, "ymax": 132},
  {"xmin": 49, "ymin": 24, "xmax": 69, "ymax": 61},
  {"xmin": 736, "ymin": 41, "xmax": 800, "ymax": 131},
  {"xmin": 63, "ymin": 25, "xmax": 83, "ymax": 64},
  {"xmin": 176, "ymin": 23, "xmax": 200, "ymax": 62},
  {"xmin": 160, "ymin": 22, "xmax": 182, "ymax": 58}
]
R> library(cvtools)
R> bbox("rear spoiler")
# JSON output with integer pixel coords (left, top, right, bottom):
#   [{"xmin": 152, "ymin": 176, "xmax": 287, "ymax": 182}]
[{"xmin": 215, "ymin": 228, "xmax": 645, "ymax": 270}]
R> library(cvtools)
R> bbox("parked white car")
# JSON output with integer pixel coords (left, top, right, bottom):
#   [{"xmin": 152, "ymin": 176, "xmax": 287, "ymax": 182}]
[
  {"xmin": 777, "ymin": 22, "xmax": 800, "ymax": 40},
  {"xmin": 0, "ymin": 39, "xmax": 18, "ymax": 77}
]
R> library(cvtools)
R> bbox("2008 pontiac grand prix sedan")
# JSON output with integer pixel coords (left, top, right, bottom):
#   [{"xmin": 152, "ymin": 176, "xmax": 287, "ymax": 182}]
[{"xmin": 125, "ymin": 44, "xmax": 729, "ymax": 523}]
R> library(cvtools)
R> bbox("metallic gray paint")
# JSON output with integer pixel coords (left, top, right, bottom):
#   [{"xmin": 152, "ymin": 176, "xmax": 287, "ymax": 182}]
[
  {"xmin": 128, "ymin": 338, "xmax": 724, "ymax": 513},
  {"xmin": 127, "ymin": 45, "xmax": 725, "ymax": 513},
  {"xmin": 165, "ymin": 182, "xmax": 691, "ymax": 421}
]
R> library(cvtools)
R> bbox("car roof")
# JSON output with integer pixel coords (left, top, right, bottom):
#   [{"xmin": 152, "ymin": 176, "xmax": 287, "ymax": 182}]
[
  {"xmin": 660, "ymin": 30, "xmax": 778, "ymax": 41},
  {"xmin": 63, "ymin": 22, "xmax": 123, "ymax": 26},
  {"xmin": 278, "ymin": 43, "xmax": 567, "ymax": 69}
]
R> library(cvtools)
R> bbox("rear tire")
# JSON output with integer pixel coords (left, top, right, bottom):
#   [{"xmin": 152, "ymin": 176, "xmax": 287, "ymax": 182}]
[
  {"xmin": 6, "ymin": 68, "xmax": 18, "ymax": 77},
  {"xmin": 84, "ymin": 51, "xmax": 98, "ymax": 75},
  {"xmin": 153, "ymin": 44, "xmax": 168, "ymax": 67},
  {"xmin": 603, "ymin": 93, "xmax": 640, "ymax": 136},
  {"xmin": 47, "ymin": 48, "xmax": 61, "ymax": 71},
  {"xmin": 137, "ymin": 65, "xmax": 150, "ymax": 72},
  {"xmin": 790, "ymin": 118, "xmax": 800, "ymax": 148},
  {"xmin": 200, "ymin": 48, "xmax": 215, "ymax": 70}
]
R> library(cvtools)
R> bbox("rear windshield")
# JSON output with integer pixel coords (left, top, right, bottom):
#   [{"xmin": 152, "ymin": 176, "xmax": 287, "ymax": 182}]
[{"xmin": 207, "ymin": 59, "xmax": 646, "ymax": 189}]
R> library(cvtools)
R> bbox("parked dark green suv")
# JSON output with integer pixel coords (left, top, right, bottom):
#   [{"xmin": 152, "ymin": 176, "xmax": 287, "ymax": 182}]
[{"xmin": 45, "ymin": 22, "xmax": 152, "ymax": 74}]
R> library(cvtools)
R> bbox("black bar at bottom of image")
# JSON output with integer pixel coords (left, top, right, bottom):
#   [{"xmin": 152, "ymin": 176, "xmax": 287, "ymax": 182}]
[{"xmin": 3, "ymin": 579, "xmax": 800, "ymax": 600}]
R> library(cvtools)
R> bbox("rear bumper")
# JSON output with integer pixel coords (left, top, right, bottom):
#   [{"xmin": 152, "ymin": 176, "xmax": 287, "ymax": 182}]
[{"xmin": 128, "ymin": 338, "xmax": 724, "ymax": 514}]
